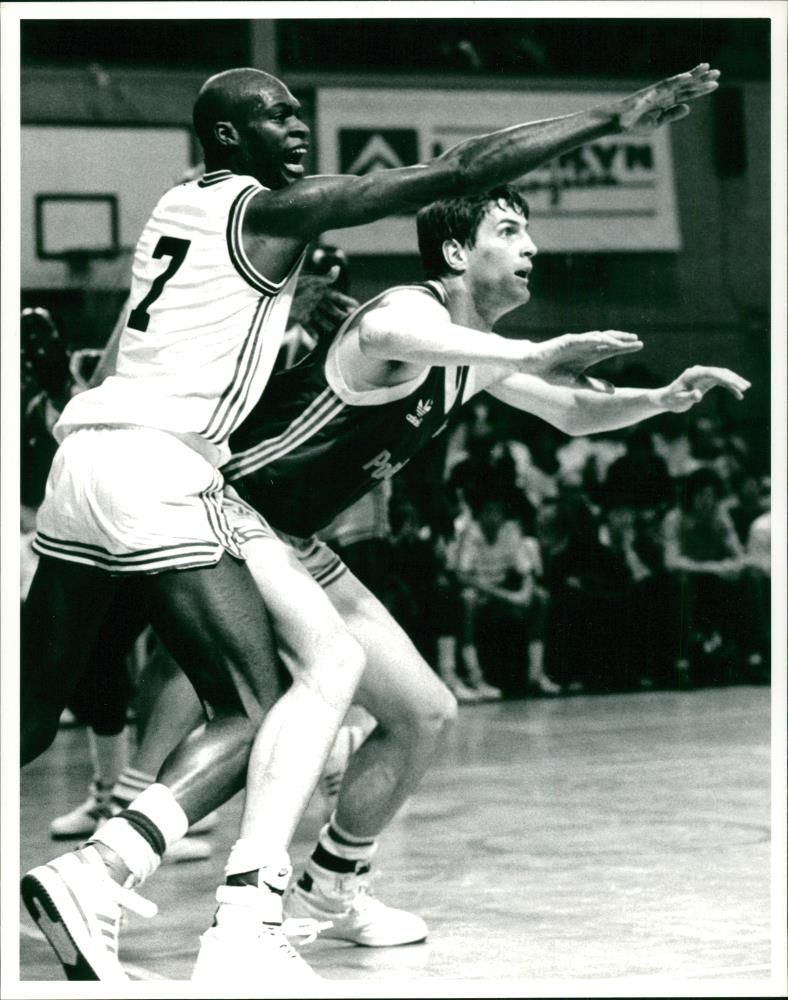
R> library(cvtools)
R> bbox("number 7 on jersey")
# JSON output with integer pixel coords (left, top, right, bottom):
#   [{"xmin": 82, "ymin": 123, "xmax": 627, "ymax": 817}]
[{"xmin": 127, "ymin": 236, "xmax": 191, "ymax": 332}]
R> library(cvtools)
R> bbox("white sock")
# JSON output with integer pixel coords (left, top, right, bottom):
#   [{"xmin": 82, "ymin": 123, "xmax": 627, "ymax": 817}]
[
  {"xmin": 91, "ymin": 783, "xmax": 188, "ymax": 883},
  {"xmin": 224, "ymin": 839, "xmax": 291, "ymax": 892},
  {"xmin": 315, "ymin": 817, "xmax": 378, "ymax": 865}
]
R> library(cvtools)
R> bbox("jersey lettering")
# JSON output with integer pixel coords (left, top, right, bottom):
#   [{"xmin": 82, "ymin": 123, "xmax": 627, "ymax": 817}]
[
  {"xmin": 128, "ymin": 236, "xmax": 191, "ymax": 332},
  {"xmin": 362, "ymin": 449, "xmax": 407, "ymax": 481}
]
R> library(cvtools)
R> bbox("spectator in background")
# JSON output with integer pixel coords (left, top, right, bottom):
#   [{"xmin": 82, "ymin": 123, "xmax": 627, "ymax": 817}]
[
  {"xmin": 601, "ymin": 423, "xmax": 673, "ymax": 513},
  {"xmin": 651, "ymin": 410, "xmax": 696, "ymax": 478},
  {"xmin": 446, "ymin": 398, "xmax": 539, "ymax": 534},
  {"xmin": 727, "ymin": 465, "xmax": 769, "ymax": 546},
  {"xmin": 662, "ymin": 467, "xmax": 758, "ymax": 685},
  {"xmin": 555, "ymin": 427, "xmax": 626, "ymax": 491},
  {"xmin": 452, "ymin": 489, "xmax": 558, "ymax": 698},
  {"xmin": 539, "ymin": 489, "xmax": 659, "ymax": 692}
]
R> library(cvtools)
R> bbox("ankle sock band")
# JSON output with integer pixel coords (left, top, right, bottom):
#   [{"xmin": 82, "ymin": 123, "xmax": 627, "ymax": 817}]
[
  {"xmin": 311, "ymin": 842, "xmax": 370, "ymax": 875},
  {"xmin": 88, "ymin": 815, "xmax": 160, "ymax": 884}
]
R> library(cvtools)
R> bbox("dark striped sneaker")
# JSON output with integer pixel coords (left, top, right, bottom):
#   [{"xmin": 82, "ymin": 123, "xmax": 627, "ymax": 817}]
[{"xmin": 21, "ymin": 849, "xmax": 156, "ymax": 981}]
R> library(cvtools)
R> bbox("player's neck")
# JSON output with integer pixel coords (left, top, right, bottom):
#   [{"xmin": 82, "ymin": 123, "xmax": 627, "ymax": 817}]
[{"xmin": 440, "ymin": 279, "xmax": 497, "ymax": 333}]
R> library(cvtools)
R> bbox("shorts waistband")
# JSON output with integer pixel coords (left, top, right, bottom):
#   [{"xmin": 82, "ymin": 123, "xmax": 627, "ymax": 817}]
[{"xmin": 65, "ymin": 424, "xmax": 223, "ymax": 468}]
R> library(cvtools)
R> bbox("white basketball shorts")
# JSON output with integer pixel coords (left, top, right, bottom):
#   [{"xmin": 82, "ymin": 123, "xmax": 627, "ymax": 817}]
[
  {"xmin": 34, "ymin": 426, "xmax": 244, "ymax": 574},
  {"xmin": 223, "ymin": 488, "xmax": 347, "ymax": 589}
]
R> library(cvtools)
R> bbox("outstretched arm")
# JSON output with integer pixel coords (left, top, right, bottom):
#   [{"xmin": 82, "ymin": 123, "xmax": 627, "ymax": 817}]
[
  {"xmin": 248, "ymin": 65, "xmax": 719, "ymax": 240},
  {"xmin": 356, "ymin": 294, "xmax": 644, "ymax": 374},
  {"xmin": 485, "ymin": 364, "xmax": 750, "ymax": 436}
]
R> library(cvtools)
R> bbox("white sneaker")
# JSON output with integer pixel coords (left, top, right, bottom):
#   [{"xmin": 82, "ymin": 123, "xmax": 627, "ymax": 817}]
[
  {"xmin": 50, "ymin": 783, "xmax": 113, "ymax": 840},
  {"xmin": 21, "ymin": 848, "xmax": 156, "ymax": 981},
  {"xmin": 528, "ymin": 675, "xmax": 562, "ymax": 696},
  {"xmin": 192, "ymin": 885, "xmax": 325, "ymax": 985},
  {"xmin": 470, "ymin": 680, "xmax": 503, "ymax": 701},
  {"xmin": 285, "ymin": 867, "xmax": 428, "ymax": 947},
  {"xmin": 447, "ymin": 678, "xmax": 484, "ymax": 704}
]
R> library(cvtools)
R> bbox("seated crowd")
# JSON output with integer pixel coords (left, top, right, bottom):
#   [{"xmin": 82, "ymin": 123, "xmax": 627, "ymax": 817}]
[{"xmin": 335, "ymin": 397, "xmax": 771, "ymax": 701}]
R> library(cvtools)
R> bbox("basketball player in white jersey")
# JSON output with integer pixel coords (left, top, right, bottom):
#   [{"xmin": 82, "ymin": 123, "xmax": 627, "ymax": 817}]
[{"xmin": 22, "ymin": 64, "xmax": 725, "ymax": 983}]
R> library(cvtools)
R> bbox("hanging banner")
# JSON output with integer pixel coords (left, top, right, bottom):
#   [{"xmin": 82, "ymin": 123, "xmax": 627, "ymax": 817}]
[{"xmin": 317, "ymin": 86, "xmax": 681, "ymax": 254}]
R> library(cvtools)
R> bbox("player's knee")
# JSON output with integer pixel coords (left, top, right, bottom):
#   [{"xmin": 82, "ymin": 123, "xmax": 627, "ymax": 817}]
[
  {"xmin": 303, "ymin": 627, "xmax": 366, "ymax": 708},
  {"xmin": 407, "ymin": 682, "xmax": 458, "ymax": 742}
]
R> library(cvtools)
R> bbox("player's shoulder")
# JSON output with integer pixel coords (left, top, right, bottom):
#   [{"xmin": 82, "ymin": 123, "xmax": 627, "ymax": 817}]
[
  {"xmin": 157, "ymin": 170, "xmax": 259, "ymax": 206},
  {"xmin": 373, "ymin": 281, "xmax": 450, "ymax": 315}
]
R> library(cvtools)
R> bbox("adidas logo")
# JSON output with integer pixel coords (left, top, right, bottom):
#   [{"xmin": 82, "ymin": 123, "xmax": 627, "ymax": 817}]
[{"xmin": 406, "ymin": 398, "xmax": 433, "ymax": 428}]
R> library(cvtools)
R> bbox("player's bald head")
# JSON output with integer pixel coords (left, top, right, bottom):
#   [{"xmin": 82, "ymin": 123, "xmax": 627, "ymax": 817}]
[{"xmin": 192, "ymin": 68, "xmax": 289, "ymax": 155}]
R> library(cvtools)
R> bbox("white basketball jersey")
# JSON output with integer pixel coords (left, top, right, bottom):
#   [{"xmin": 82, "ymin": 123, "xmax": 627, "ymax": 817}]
[{"xmin": 56, "ymin": 169, "xmax": 303, "ymax": 467}]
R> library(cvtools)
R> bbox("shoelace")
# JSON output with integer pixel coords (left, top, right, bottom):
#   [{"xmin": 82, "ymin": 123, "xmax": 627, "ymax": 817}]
[
  {"xmin": 281, "ymin": 917, "xmax": 333, "ymax": 946},
  {"xmin": 106, "ymin": 879, "xmax": 158, "ymax": 920}
]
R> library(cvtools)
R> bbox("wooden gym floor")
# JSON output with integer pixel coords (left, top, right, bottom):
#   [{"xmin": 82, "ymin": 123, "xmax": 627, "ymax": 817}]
[{"xmin": 13, "ymin": 685, "xmax": 784, "ymax": 997}]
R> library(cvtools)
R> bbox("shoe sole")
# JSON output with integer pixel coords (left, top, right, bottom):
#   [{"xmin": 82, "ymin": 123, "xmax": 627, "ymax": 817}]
[
  {"xmin": 320, "ymin": 927, "xmax": 428, "ymax": 947},
  {"xmin": 21, "ymin": 866, "xmax": 125, "ymax": 982}
]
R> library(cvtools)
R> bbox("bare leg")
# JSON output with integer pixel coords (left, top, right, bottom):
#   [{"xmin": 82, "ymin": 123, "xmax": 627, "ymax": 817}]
[
  {"xmin": 142, "ymin": 555, "xmax": 286, "ymax": 824},
  {"xmin": 132, "ymin": 652, "xmax": 204, "ymax": 778},
  {"xmin": 325, "ymin": 570, "xmax": 458, "ymax": 839},
  {"xmin": 284, "ymin": 568, "xmax": 456, "ymax": 948},
  {"xmin": 237, "ymin": 536, "xmax": 366, "ymax": 850}
]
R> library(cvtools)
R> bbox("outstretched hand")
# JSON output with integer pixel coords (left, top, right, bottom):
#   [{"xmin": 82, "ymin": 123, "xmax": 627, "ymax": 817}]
[
  {"xmin": 290, "ymin": 265, "xmax": 359, "ymax": 340},
  {"xmin": 659, "ymin": 365, "xmax": 751, "ymax": 412},
  {"xmin": 615, "ymin": 63, "xmax": 720, "ymax": 134},
  {"xmin": 524, "ymin": 330, "xmax": 643, "ymax": 384}
]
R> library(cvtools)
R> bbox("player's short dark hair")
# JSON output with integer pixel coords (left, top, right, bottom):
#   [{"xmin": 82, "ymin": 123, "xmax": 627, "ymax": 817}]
[{"xmin": 416, "ymin": 186, "xmax": 530, "ymax": 279}]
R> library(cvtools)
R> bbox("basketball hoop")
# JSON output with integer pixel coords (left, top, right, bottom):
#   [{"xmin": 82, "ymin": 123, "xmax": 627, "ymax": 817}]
[{"xmin": 62, "ymin": 249, "xmax": 100, "ymax": 285}]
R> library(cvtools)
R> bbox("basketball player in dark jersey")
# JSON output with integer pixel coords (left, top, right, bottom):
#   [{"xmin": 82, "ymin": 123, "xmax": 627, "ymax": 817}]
[
  {"xmin": 23, "ymin": 65, "xmax": 728, "ymax": 985},
  {"xmin": 185, "ymin": 186, "xmax": 747, "ymax": 974}
]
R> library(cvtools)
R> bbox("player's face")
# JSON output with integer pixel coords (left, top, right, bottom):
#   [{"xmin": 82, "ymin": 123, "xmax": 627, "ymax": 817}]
[
  {"xmin": 237, "ymin": 81, "xmax": 310, "ymax": 188},
  {"xmin": 463, "ymin": 201, "xmax": 537, "ymax": 319}
]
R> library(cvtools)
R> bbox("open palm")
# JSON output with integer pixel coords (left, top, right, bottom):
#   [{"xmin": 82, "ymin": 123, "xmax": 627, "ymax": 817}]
[
  {"xmin": 661, "ymin": 365, "xmax": 751, "ymax": 412},
  {"xmin": 617, "ymin": 63, "xmax": 720, "ymax": 135}
]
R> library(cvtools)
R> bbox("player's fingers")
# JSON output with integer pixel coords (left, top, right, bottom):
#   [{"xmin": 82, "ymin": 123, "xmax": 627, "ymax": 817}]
[
  {"xmin": 593, "ymin": 342, "xmax": 644, "ymax": 364},
  {"xmin": 659, "ymin": 105, "xmax": 691, "ymax": 126},
  {"xmin": 715, "ymin": 368, "xmax": 751, "ymax": 390},
  {"xmin": 597, "ymin": 332, "xmax": 644, "ymax": 350},
  {"xmin": 694, "ymin": 367, "xmax": 751, "ymax": 393},
  {"xmin": 602, "ymin": 330, "xmax": 641, "ymax": 341},
  {"xmin": 676, "ymin": 80, "xmax": 720, "ymax": 101},
  {"xmin": 327, "ymin": 291, "xmax": 360, "ymax": 310}
]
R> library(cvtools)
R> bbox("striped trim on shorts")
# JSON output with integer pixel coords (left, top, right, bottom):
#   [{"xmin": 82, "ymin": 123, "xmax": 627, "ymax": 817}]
[
  {"xmin": 34, "ymin": 426, "xmax": 244, "ymax": 574},
  {"xmin": 223, "ymin": 489, "xmax": 347, "ymax": 589}
]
